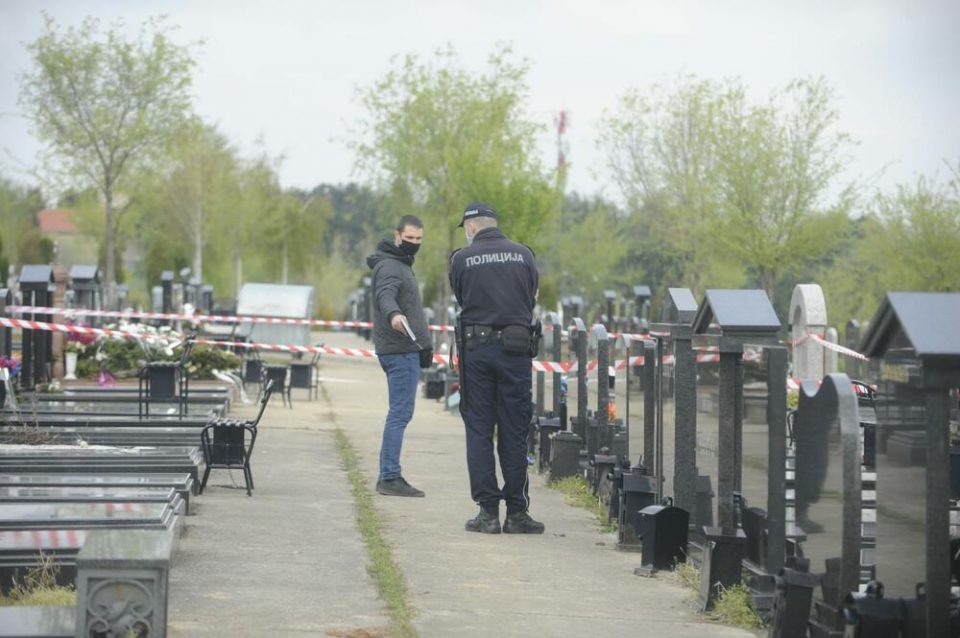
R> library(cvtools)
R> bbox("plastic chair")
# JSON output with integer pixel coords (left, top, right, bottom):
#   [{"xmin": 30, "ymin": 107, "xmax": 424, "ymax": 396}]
[{"xmin": 199, "ymin": 379, "xmax": 274, "ymax": 496}]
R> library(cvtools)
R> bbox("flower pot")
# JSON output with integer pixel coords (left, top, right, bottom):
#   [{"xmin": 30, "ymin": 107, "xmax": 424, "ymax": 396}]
[{"xmin": 65, "ymin": 351, "xmax": 78, "ymax": 380}]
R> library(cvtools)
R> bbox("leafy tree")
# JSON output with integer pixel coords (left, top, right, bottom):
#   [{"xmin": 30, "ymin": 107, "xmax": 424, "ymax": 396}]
[
  {"xmin": 313, "ymin": 182, "xmax": 394, "ymax": 264},
  {"xmin": 600, "ymin": 76, "xmax": 855, "ymax": 308},
  {"xmin": 712, "ymin": 78, "xmax": 855, "ymax": 299},
  {"xmin": 354, "ymin": 47, "xmax": 561, "ymax": 306},
  {"xmin": 18, "ymin": 14, "xmax": 196, "ymax": 306},
  {"xmin": 539, "ymin": 193, "xmax": 630, "ymax": 311},
  {"xmin": 151, "ymin": 120, "xmax": 237, "ymax": 280},
  {"xmin": 271, "ymin": 189, "xmax": 333, "ymax": 286},
  {"xmin": 600, "ymin": 77, "xmax": 734, "ymax": 295},
  {"xmin": 18, "ymin": 229, "xmax": 55, "ymax": 265},
  {"xmin": 823, "ymin": 169, "xmax": 960, "ymax": 328},
  {"xmin": 0, "ymin": 176, "xmax": 45, "ymax": 268}
]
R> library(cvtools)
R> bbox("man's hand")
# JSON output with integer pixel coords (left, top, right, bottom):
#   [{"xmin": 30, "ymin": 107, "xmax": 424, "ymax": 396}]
[{"xmin": 390, "ymin": 313, "xmax": 408, "ymax": 333}]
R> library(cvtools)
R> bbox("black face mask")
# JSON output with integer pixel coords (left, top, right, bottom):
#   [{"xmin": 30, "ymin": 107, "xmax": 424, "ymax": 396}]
[{"xmin": 399, "ymin": 240, "xmax": 420, "ymax": 256}]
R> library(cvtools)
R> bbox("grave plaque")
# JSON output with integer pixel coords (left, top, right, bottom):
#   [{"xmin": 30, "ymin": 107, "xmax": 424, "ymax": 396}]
[
  {"xmin": 860, "ymin": 291, "xmax": 960, "ymax": 637},
  {"xmin": 792, "ymin": 374, "xmax": 862, "ymax": 634},
  {"xmin": 651, "ymin": 288, "xmax": 698, "ymax": 516},
  {"xmin": 693, "ymin": 289, "xmax": 781, "ymax": 530}
]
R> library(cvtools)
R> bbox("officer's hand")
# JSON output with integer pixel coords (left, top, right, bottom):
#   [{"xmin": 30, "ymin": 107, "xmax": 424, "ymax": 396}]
[{"xmin": 390, "ymin": 314, "xmax": 408, "ymax": 333}]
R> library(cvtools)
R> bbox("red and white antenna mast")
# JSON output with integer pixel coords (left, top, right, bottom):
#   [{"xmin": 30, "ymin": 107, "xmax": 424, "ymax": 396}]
[{"xmin": 556, "ymin": 110, "xmax": 569, "ymax": 171}]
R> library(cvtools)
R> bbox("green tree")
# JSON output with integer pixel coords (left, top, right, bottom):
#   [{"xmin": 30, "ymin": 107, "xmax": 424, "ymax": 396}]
[
  {"xmin": 713, "ymin": 78, "xmax": 855, "ymax": 299},
  {"xmin": 600, "ymin": 77, "xmax": 732, "ymax": 295},
  {"xmin": 538, "ymin": 193, "xmax": 630, "ymax": 311},
  {"xmin": 0, "ymin": 176, "xmax": 45, "ymax": 268},
  {"xmin": 18, "ymin": 14, "xmax": 196, "ymax": 306},
  {"xmin": 226, "ymin": 152, "xmax": 285, "ymax": 295},
  {"xmin": 152, "ymin": 120, "xmax": 237, "ymax": 281},
  {"xmin": 18, "ymin": 229, "xmax": 55, "ymax": 265},
  {"xmin": 823, "ymin": 169, "xmax": 960, "ymax": 328},
  {"xmin": 600, "ymin": 76, "xmax": 855, "ymax": 307},
  {"xmin": 354, "ymin": 47, "xmax": 561, "ymax": 307},
  {"xmin": 272, "ymin": 190, "xmax": 333, "ymax": 286}
]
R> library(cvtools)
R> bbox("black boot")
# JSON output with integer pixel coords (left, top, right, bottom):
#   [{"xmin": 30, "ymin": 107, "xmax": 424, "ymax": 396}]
[
  {"xmin": 503, "ymin": 510, "xmax": 544, "ymax": 534},
  {"xmin": 465, "ymin": 504, "xmax": 501, "ymax": 534},
  {"xmin": 376, "ymin": 477, "xmax": 425, "ymax": 497}
]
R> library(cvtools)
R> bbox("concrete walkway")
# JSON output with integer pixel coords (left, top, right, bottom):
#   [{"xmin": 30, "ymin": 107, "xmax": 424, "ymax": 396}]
[{"xmin": 169, "ymin": 332, "xmax": 760, "ymax": 637}]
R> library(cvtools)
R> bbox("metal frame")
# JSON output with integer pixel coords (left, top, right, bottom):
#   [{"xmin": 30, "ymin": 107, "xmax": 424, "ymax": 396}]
[
  {"xmin": 199, "ymin": 379, "xmax": 274, "ymax": 496},
  {"xmin": 137, "ymin": 338, "xmax": 195, "ymax": 420}
]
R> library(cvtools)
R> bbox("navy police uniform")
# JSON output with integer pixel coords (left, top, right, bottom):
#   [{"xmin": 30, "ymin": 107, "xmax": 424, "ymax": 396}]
[{"xmin": 449, "ymin": 213, "xmax": 538, "ymax": 517}]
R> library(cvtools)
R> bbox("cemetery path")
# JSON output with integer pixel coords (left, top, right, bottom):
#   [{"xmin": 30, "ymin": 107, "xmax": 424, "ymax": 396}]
[
  {"xmin": 170, "ymin": 331, "xmax": 761, "ymax": 637},
  {"xmin": 167, "ymin": 369, "xmax": 389, "ymax": 637}
]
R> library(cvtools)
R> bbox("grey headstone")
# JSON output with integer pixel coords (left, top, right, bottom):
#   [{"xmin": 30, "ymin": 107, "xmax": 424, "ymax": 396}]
[{"xmin": 789, "ymin": 284, "xmax": 828, "ymax": 380}]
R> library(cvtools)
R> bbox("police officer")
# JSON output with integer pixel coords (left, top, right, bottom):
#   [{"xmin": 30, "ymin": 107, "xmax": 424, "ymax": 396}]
[{"xmin": 449, "ymin": 201, "xmax": 544, "ymax": 534}]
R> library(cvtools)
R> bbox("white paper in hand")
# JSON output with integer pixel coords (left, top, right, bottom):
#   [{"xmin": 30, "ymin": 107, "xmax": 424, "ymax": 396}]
[{"xmin": 399, "ymin": 316, "xmax": 417, "ymax": 342}]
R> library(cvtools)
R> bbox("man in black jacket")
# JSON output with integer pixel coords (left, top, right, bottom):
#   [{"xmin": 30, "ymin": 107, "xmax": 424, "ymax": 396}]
[
  {"xmin": 366, "ymin": 215, "xmax": 432, "ymax": 497},
  {"xmin": 449, "ymin": 202, "xmax": 544, "ymax": 534}
]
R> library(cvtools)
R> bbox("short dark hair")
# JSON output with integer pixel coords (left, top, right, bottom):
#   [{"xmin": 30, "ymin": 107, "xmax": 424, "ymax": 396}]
[{"xmin": 396, "ymin": 214, "xmax": 423, "ymax": 232}]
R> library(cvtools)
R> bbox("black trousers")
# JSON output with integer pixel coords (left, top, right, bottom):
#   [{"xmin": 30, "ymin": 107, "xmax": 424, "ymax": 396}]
[{"xmin": 460, "ymin": 341, "xmax": 532, "ymax": 514}]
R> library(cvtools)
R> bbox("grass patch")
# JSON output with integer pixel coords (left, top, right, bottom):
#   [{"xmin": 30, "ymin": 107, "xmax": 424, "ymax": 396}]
[
  {"xmin": 674, "ymin": 558, "xmax": 700, "ymax": 591},
  {"xmin": 0, "ymin": 552, "xmax": 76, "ymax": 607},
  {"xmin": 334, "ymin": 428, "xmax": 418, "ymax": 638},
  {"xmin": 546, "ymin": 475, "xmax": 616, "ymax": 532},
  {"xmin": 708, "ymin": 583, "xmax": 764, "ymax": 629}
]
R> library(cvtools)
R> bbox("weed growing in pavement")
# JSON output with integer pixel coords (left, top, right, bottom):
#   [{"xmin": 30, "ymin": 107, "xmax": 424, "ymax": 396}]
[
  {"xmin": 546, "ymin": 475, "xmax": 616, "ymax": 532},
  {"xmin": 708, "ymin": 583, "xmax": 764, "ymax": 629},
  {"xmin": 335, "ymin": 428, "xmax": 417, "ymax": 638}
]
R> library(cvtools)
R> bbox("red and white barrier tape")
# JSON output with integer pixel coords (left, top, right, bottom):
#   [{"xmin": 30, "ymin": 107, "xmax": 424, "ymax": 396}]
[
  {"xmin": 0, "ymin": 313, "xmax": 870, "ymax": 383},
  {"xmin": 192, "ymin": 337, "xmax": 462, "ymax": 366},
  {"xmin": 0, "ymin": 317, "xmax": 177, "ymax": 345},
  {"xmin": 804, "ymin": 333, "xmax": 869, "ymax": 361},
  {"xmin": 4, "ymin": 305, "xmax": 456, "ymax": 333}
]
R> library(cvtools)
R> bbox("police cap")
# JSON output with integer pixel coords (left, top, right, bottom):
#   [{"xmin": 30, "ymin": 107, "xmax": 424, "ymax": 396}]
[{"xmin": 458, "ymin": 201, "xmax": 498, "ymax": 227}]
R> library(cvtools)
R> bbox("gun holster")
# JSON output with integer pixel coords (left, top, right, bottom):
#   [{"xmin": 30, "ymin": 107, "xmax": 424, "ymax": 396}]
[
  {"xmin": 529, "ymin": 319, "xmax": 543, "ymax": 357},
  {"xmin": 455, "ymin": 318, "xmax": 466, "ymax": 409}
]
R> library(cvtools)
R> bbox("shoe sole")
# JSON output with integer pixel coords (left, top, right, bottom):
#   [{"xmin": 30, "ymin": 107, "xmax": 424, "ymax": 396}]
[
  {"xmin": 465, "ymin": 525, "xmax": 501, "ymax": 534},
  {"xmin": 503, "ymin": 527, "xmax": 545, "ymax": 534},
  {"xmin": 377, "ymin": 489, "xmax": 425, "ymax": 497}
]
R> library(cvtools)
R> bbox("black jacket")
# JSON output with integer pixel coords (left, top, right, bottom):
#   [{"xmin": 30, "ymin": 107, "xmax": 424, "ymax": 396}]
[
  {"xmin": 366, "ymin": 239, "xmax": 430, "ymax": 354},
  {"xmin": 448, "ymin": 227, "xmax": 538, "ymax": 326}
]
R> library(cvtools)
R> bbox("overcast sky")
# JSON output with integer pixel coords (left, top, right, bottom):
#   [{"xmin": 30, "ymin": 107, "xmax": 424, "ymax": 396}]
[{"xmin": 1, "ymin": 0, "xmax": 958, "ymax": 203}]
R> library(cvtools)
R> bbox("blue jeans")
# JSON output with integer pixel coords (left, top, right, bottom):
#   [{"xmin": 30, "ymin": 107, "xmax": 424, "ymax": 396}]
[{"xmin": 378, "ymin": 352, "xmax": 420, "ymax": 481}]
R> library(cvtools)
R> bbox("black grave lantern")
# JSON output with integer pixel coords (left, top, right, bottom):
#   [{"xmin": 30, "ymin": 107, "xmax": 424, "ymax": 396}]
[{"xmin": 635, "ymin": 501, "xmax": 690, "ymax": 574}]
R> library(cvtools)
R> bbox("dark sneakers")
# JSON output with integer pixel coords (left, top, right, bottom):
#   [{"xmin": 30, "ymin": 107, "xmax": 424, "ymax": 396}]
[
  {"xmin": 465, "ymin": 506, "xmax": 501, "ymax": 534},
  {"xmin": 503, "ymin": 511, "xmax": 545, "ymax": 534},
  {"xmin": 376, "ymin": 477, "xmax": 425, "ymax": 497}
]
